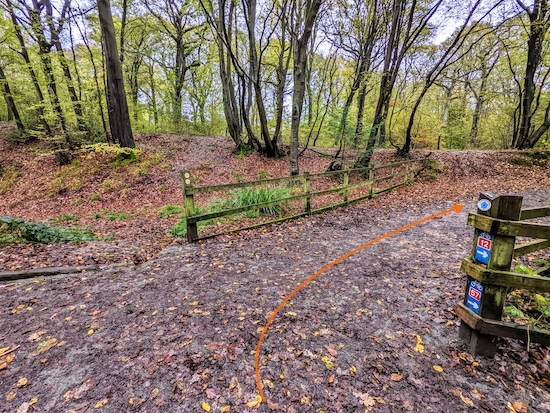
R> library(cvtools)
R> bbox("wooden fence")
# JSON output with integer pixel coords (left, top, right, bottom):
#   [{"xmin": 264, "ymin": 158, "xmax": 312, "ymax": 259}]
[
  {"xmin": 180, "ymin": 157, "xmax": 427, "ymax": 242},
  {"xmin": 457, "ymin": 192, "xmax": 550, "ymax": 356}
]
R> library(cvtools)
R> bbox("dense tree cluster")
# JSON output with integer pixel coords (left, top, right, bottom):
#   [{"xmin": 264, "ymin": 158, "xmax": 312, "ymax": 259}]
[{"xmin": 0, "ymin": 0, "xmax": 549, "ymax": 170}]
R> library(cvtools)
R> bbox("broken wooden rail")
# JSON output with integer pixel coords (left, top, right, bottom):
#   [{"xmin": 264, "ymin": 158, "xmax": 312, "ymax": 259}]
[
  {"xmin": 180, "ymin": 157, "xmax": 428, "ymax": 242},
  {"xmin": 457, "ymin": 192, "xmax": 550, "ymax": 355}
]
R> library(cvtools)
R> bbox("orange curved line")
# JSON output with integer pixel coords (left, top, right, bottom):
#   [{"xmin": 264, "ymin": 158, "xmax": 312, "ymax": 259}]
[{"xmin": 255, "ymin": 204, "xmax": 463, "ymax": 401}]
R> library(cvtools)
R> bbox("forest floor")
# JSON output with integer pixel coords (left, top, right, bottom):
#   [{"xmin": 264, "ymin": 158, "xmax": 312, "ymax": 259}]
[{"xmin": 1, "ymin": 123, "xmax": 550, "ymax": 412}]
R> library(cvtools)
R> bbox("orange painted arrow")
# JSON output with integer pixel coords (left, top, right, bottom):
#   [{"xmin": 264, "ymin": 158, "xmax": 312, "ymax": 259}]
[{"xmin": 255, "ymin": 204, "xmax": 464, "ymax": 401}]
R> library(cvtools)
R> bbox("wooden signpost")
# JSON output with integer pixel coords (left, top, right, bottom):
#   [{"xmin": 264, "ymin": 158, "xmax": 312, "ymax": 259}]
[{"xmin": 457, "ymin": 192, "xmax": 550, "ymax": 356}]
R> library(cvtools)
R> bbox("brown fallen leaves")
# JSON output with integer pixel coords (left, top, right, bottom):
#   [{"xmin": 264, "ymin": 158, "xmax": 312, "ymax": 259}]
[
  {"xmin": 450, "ymin": 389, "xmax": 474, "ymax": 407},
  {"xmin": 390, "ymin": 373, "xmax": 403, "ymax": 381},
  {"xmin": 510, "ymin": 401, "xmax": 528, "ymax": 413}
]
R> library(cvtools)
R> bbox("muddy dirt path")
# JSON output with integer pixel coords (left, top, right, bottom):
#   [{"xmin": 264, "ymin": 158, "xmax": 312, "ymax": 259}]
[{"xmin": 1, "ymin": 188, "xmax": 549, "ymax": 413}]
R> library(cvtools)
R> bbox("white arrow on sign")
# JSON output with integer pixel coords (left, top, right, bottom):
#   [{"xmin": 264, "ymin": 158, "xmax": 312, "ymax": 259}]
[
  {"xmin": 469, "ymin": 302, "xmax": 479, "ymax": 309},
  {"xmin": 478, "ymin": 250, "xmax": 489, "ymax": 259}
]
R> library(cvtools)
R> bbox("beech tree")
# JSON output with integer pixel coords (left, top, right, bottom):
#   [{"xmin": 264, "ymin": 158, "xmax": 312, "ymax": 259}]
[
  {"xmin": 98, "ymin": 0, "xmax": 135, "ymax": 148},
  {"xmin": 512, "ymin": 0, "xmax": 550, "ymax": 149},
  {"xmin": 289, "ymin": 0, "xmax": 322, "ymax": 176}
]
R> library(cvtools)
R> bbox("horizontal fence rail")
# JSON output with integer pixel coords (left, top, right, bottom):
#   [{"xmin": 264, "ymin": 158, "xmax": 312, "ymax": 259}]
[{"xmin": 180, "ymin": 157, "xmax": 428, "ymax": 242}]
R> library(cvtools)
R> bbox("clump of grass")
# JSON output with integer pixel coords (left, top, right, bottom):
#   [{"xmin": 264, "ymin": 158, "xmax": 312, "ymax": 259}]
[
  {"xmin": 102, "ymin": 180, "xmax": 113, "ymax": 193},
  {"xmin": 525, "ymin": 150, "xmax": 550, "ymax": 160},
  {"xmin": 159, "ymin": 204, "xmax": 183, "ymax": 218},
  {"xmin": 91, "ymin": 194, "xmax": 101, "ymax": 201},
  {"xmin": 51, "ymin": 215, "xmax": 80, "ymax": 225},
  {"xmin": 258, "ymin": 170, "xmax": 271, "ymax": 179},
  {"xmin": 168, "ymin": 185, "xmax": 293, "ymax": 238},
  {"xmin": 169, "ymin": 205, "xmax": 206, "ymax": 238},
  {"xmin": 210, "ymin": 185, "xmax": 293, "ymax": 217},
  {"xmin": 140, "ymin": 154, "xmax": 164, "ymax": 172},
  {"xmin": 418, "ymin": 159, "xmax": 447, "ymax": 181},
  {"xmin": 107, "ymin": 211, "xmax": 130, "ymax": 221},
  {"xmin": 71, "ymin": 179, "xmax": 83, "ymax": 190},
  {"xmin": 0, "ymin": 167, "xmax": 21, "ymax": 194},
  {"xmin": 74, "ymin": 199, "xmax": 83, "ymax": 206},
  {"xmin": 199, "ymin": 161, "xmax": 212, "ymax": 171},
  {"xmin": 232, "ymin": 172, "xmax": 244, "ymax": 182},
  {"xmin": 508, "ymin": 157, "xmax": 534, "ymax": 167}
]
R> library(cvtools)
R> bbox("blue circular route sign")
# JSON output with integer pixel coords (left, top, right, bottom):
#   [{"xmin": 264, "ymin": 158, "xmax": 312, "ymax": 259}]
[{"xmin": 477, "ymin": 199, "xmax": 492, "ymax": 212}]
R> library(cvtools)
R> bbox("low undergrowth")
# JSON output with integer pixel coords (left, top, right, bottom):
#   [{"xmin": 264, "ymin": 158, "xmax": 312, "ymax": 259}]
[
  {"xmin": 505, "ymin": 261, "xmax": 550, "ymax": 333},
  {"xmin": 0, "ymin": 216, "xmax": 97, "ymax": 244}
]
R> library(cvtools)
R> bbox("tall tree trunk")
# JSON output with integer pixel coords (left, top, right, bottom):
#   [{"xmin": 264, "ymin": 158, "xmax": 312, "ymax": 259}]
[
  {"xmin": 29, "ymin": 4, "xmax": 68, "ymax": 135},
  {"xmin": 120, "ymin": 0, "xmax": 129, "ymax": 63},
  {"xmin": 76, "ymin": 18, "xmax": 108, "ymax": 136},
  {"xmin": 469, "ymin": 73, "xmax": 488, "ymax": 147},
  {"xmin": 245, "ymin": 0, "xmax": 276, "ymax": 156},
  {"xmin": 356, "ymin": 0, "xmax": 403, "ymax": 167},
  {"xmin": 214, "ymin": 0, "xmax": 242, "ymax": 149},
  {"xmin": 0, "ymin": 65, "xmax": 25, "ymax": 132},
  {"xmin": 515, "ymin": 0, "xmax": 550, "ymax": 149},
  {"xmin": 289, "ymin": 0, "xmax": 322, "ymax": 176},
  {"xmin": 272, "ymin": 1, "xmax": 291, "ymax": 151},
  {"xmin": 149, "ymin": 64, "xmax": 158, "ymax": 127},
  {"xmin": 44, "ymin": 0, "xmax": 87, "ymax": 131},
  {"xmin": 98, "ymin": 0, "xmax": 135, "ymax": 148},
  {"xmin": 7, "ymin": 0, "xmax": 51, "ymax": 136},
  {"xmin": 355, "ymin": 82, "xmax": 367, "ymax": 141}
]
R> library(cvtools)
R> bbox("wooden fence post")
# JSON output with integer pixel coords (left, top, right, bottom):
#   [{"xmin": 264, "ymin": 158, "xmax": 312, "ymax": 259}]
[
  {"xmin": 404, "ymin": 162, "xmax": 409, "ymax": 185},
  {"xmin": 180, "ymin": 171, "xmax": 198, "ymax": 243},
  {"xmin": 368, "ymin": 168, "xmax": 374, "ymax": 198},
  {"xmin": 389, "ymin": 165, "xmax": 393, "ymax": 190},
  {"xmin": 343, "ymin": 165, "xmax": 349, "ymax": 202},
  {"xmin": 459, "ymin": 192, "xmax": 523, "ymax": 356},
  {"xmin": 304, "ymin": 172, "xmax": 311, "ymax": 214}
]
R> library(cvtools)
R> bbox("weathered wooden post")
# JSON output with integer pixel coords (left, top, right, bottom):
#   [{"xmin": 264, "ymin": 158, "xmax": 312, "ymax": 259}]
[
  {"xmin": 368, "ymin": 167, "xmax": 374, "ymax": 198},
  {"xmin": 404, "ymin": 162, "xmax": 409, "ymax": 185},
  {"xmin": 458, "ymin": 192, "xmax": 523, "ymax": 356},
  {"xmin": 180, "ymin": 171, "xmax": 198, "ymax": 243},
  {"xmin": 343, "ymin": 165, "xmax": 349, "ymax": 202},
  {"xmin": 389, "ymin": 165, "xmax": 393, "ymax": 189},
  {"xmin": 304, "ymin": 172, "xmax": 311, "ymax": 214}
]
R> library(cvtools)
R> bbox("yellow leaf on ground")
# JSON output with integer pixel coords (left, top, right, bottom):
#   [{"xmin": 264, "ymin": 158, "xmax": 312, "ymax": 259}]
[
  {"xmin": 150, "ymin": 388, "xmax": 159, "ymax": 399},
  {"xmin": 450, "ymin": 389, "xmax": 474, "ymax": 407},
  {"xmin": 88, "ymin": 329, "xmax": 94, "ymax": 335},
  {"xmin": 94, "ymin": 397, "xmax": 108, "ymax": 408},
  {"xmin": 17, "ymin": 378, "xmax": 28, "ymax": 388},
  {"xmin": 6, "ymin": 390, "xmax": 17, "ymax": 401},
  {"xmin": 221, "ymin": 406, "xmax": 230, "ymax": 413},
  {"xmin": 246, "ymin": 395, "xmax": 262, "ymax": 408},
  {"xmin": 433, "ymin": 365, "xmax": 443, "ymax": 372},
  {"xmin": 29, "ymin": 398, "xmax": 37, "ymax": 405},
  {"xmin": 202, "ymin": 401, "xmax": 211, "ymax": 411},
  {"xmin": 414, "ymin": 335, "xmax": 424, "ymax": 353}
]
